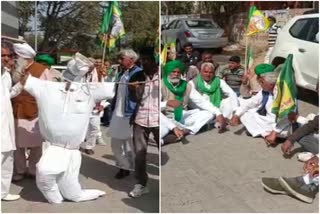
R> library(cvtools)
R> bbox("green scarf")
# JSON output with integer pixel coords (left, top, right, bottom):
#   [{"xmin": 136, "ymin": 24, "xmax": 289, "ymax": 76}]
[
  {"xmin": 196, "ymin": 74, "xmax": 222, "ymax": 107},
  {"xmin": 163, "ymin": 77, "xmax": 187, "ymax": 122}
]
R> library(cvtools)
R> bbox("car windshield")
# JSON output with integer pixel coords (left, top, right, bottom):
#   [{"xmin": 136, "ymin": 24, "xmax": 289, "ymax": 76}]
[{"xmin": 185, "ymin": 20, "xmax": 217, "ymax": 29}]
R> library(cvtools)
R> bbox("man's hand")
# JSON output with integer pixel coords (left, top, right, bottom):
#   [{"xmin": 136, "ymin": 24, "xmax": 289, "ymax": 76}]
[
  {"xmin": 172, "ymin": 127, "xmax": 184, "ymax": 139},
  {"xmin": 229, "ymin": 115, "xmax": 241, "ymax": 126},
  {"xmin": 94, "ymin": 105, "xmax": 104, "ymax": 112},
  {"xmin": 265, "ymin": 131, "xmax": 277, "ymax": 146},
  {"xmin": 215, "ymin": 114, "xmax": 227, "ymax": 133},
  {"xmin": 287, "ymin": 112, "xmax": 299, "ymax": 123},
  {"xmin": 166, "ymin": 100, "xmax": 182, "ymax": 108},
  {"xmin": 281, "ymin": 139, "xmax": 294, "ymax": 155},
  {"xmin": 19, "ymin": 69, "xmax": 29, "ymax": 86}
]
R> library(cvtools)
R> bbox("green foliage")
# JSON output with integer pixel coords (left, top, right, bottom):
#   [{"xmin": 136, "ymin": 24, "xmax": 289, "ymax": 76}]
[
  {"xmin": 17, "ymin": 1, "xmax": 34, "ymax": 35},
  {"xmin": 161, "ymin": 1, "xmax": 194, "ymax": 15},
  {"xmin": 121, "ymin": 1, "xmax": 159, "ymax": 50}
]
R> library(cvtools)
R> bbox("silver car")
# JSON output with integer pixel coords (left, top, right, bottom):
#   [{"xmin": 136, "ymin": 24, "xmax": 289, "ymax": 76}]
[{"xmin": 161, "ymin": 18, "xmax": 228, "ymax": 52}]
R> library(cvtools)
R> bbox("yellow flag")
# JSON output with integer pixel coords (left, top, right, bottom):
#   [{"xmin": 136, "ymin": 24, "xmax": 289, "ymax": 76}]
[{"xmin": 246, "ymin": 7, "xmax": 270, "ymax": 36}]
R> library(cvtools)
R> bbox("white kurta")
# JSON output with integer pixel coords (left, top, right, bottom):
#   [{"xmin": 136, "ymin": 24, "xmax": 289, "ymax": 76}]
[
  {"xmin": 189, "ymin": 79, "xmax": 239, "ymax": 119},
  {"xmin": 235, "ymin": 90, "xmax": 276, "ymax": 137},
  {"xmin": 1, "ymin": 71, "xmax": 19, "ymax": 152},
  {"xmin": 1, "ymin": 70, "xmax": 21, "ymax": 199},
  {"xmin": 161, "ymin": 82, "xmax": 222, "ymax": 135},
  {"xmin": 108, "ymin": 70, "xmax": 132, "ymax": 139},
  {"xmin": 109, "ymin": 70, "xmax": 134, "ymax": 171},
  {"xmin": 23, "ymin": 75, "xmax": 115, "ymax": 203}
]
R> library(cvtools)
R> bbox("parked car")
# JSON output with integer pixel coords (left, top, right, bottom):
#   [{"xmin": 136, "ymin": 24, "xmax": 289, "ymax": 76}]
[
  {"xmin": 270, "ymin": 13, "xmax": 319, "ymax": 91},
  {"xmin": 161, "ymin": 18, "xmax": 228, "ymax": 53}
]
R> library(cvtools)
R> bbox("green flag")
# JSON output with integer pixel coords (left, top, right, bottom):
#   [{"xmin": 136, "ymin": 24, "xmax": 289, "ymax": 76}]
[
  {"xmin": 246, "ymin": 5, "xmax": 270, "ymax": 36},
  {"xmin": 271, "ymin": 54, "xmax": 297, "ymax": 120},
  {"xmin": 97, "ymin": 1, "xmax": 125, "ymax": 49}
]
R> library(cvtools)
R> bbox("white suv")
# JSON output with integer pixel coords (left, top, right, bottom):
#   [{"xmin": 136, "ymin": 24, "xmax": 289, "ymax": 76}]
[{"xmin": 270, "ymin": 13, "xmax": 319, "ymax": 91}]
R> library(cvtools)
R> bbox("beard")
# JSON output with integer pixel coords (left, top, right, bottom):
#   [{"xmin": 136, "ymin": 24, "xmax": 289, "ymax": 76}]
[
  {"xmin": 168, "ymin": 76, "xmax": 180, "ymax": 85},
  {"xmin": 11, "ymin": 57, "xmax": 28, "ymax": 84}
]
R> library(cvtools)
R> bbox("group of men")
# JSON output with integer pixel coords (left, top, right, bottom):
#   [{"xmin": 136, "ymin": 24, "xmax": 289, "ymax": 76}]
[
  {"xmin": 1, "ymin": 40, "xmax": 159, "ymax": 204},
  {"xmin": 160, "ymin": 42, "xmax": 319, "ymax": 203}
]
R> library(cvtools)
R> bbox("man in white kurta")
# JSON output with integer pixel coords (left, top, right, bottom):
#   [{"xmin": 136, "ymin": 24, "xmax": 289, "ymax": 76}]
[
  {"xmin": 161, "ymin": 60, "xmax": 226, "ymax": 138},
  {"xmin": 108, "ymin": 49, "xmax": 142, "ymax": 179},
  {"xmin": 11, "ymin": 43, "xmax": 53, "ymax": 181},
  {"xmin": 230, "ymin": 64, "xmax": 280, "ymax": 138},
  {"xmin": 1, "ymin": 43, "xmax": 22, "ymax": 201},
  {"xmin": 21, "ymin": 53, "xmax": 115, "ymax": 204},
  {"xmin": 189, "ymin": 62, "xmax": 238, "ymax": 120}
]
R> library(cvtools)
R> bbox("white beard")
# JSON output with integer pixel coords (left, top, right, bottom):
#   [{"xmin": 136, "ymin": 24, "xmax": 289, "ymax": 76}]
[{"xmin": 11, "ymin": 57, "xmax": 28, "ymax": 84}]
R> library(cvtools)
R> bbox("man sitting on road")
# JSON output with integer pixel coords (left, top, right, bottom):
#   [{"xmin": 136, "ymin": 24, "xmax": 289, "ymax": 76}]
[
  {"xmin": 161, "ymin": 60, "xmax": 226, "ymax": 138},
  {"xmin": 177, "ymin": 43, "xmax": 200, "ymax": 81},
  {"xmin": 196, "ymin": 51, "xmax": 219, "ymax": 77},
  {"xmin": 216, "ymin": 55, "xmax": 247, "ymax": 97},
  {"xmin": 189, "ymin": 62, "xmax": 238, "ymax": 120},
  {"xmin": 229, "ymin": 63, "xmax": 280, "ymax": 139}
]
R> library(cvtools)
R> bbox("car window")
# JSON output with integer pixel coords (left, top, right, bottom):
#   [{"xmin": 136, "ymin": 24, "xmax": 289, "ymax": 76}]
[
  {"xmin": 289, "ymin": 18, "xmax": 319, "ymax": 43},
  {"xmin": 167, "ymin": 20, "xmax": 177, "ymax": 29},
  {"xmin": 185, "ymin": 20, "xmax": 217, "ymax": 29},
  {"xmin": 175, "ymin": 20, "xmax": 182, "ymax": 29}
]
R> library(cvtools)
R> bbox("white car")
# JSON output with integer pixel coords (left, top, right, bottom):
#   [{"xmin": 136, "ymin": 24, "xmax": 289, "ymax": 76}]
[{"xmin": 270, "ymin": 13, "xmax": 319, "ymax": 91}]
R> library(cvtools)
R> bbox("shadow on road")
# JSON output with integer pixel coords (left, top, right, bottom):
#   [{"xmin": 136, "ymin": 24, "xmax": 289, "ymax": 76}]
[
  {"xmin": 10, "ymin": 178, "xmax": 46, "ymax": 203},
  {"xmin": 80, "ymin": 154, "xmax": 159, "ymax": 213}
]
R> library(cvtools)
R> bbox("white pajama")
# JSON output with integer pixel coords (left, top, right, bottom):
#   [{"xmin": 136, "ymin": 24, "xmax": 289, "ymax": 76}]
[
  {"xmin": 1, "ymin": 151, "xmax": 14, "ymax": 199},
  {"xmin": 110, "ymin": 138, "xmax": 135, "ymax": 171},
  {"xmin": 36, "ymin": 145, "xmax": 105, "ymax": 203}
]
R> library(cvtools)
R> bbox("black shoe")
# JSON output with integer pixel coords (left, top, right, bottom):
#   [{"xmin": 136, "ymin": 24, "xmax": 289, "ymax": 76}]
[
  {"xmin": 163, "ymin": 133, "xmax": 178, "ymax": 145},
  {"xmin": 115, "ymin": 169, "xmax": 130, "ymax": 179},
  {"xmin": 84, "ymin": 149, "xmax": 95, "ymax": 155},
  {"xmin": 279, "ymin": 176, "xmax": 319, "ymax": 203}
]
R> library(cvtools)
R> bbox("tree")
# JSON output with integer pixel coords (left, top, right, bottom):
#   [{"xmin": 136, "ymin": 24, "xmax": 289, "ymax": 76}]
[
  {"xmin": 161, "ymin": 1, "xmax": 195, "ymax": 15},
  {"xmin": 17, "ymin": 1, "xmax": 34, "ymax": 36},
  {"xmin": 121, "ymin": 1, "xmax": 159, "ymax": 50}
]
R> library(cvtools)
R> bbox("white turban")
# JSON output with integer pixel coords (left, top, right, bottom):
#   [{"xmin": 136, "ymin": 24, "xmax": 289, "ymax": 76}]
[
  {"xmin": 13, "ymin": 43, "xmax": 36, "ymax": 59},
  {"xmin": 62, "ymin": 52, "xmax": 94, "ymax": 82}
]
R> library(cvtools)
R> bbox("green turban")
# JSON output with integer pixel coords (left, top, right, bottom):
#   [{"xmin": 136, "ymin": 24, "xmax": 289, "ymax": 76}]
[
  {"xmin": 254, "ymin": 63, "xmax": 275, "ymax": 75},
  {"xmin": 35, "ymin": 54, "xmax": 55, "ymax": 66},
  {"xmin": 163, "ymin": 60, "xmax": 185, "ymax": 77}
]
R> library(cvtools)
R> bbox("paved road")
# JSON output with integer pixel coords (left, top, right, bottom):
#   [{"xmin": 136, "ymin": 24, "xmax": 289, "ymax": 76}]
[
  {"xmin": 2, "ymin": 126, "xmax": 159, "ymax": 213},
  {"xmin": 161, "ymin": 98, "xmax": 319, "ymax": 213}
]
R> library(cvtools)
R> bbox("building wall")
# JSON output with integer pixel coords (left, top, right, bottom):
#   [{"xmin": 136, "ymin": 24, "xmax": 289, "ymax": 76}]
[{"xmin": 1, "ymin": 1, "xmax": 19, "ymax": 38}]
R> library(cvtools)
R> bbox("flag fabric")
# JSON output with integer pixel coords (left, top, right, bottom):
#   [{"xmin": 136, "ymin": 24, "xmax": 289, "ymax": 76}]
[
  {"xmin": 161, "ymin": 43, "xmax": 168, "ymax": 67},
  {"xmin": 246, "ymin": 6, "xmax": 270, "ymax": 36},
  {"xmin": 271, "ymin": 54, "xmax": 297, "ymax": 120},
  {"xmin": 97, "ymin": 1, "xmax": 125, "ymax": 49}
]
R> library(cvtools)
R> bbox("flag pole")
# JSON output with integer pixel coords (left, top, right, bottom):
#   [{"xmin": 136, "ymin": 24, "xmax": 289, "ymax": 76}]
[
  {"xmin": 102, "ymin": 35, "xmax": 108, "ymax": 64},
  {"xmin": 244, "ymin": 35, "xmax": 248, "ymax": 74}
]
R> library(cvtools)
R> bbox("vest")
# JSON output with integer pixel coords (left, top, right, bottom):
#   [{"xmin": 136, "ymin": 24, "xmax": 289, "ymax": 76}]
[
  {"xmin": 111, "ymin": 65, "xmax": 143, "ymax": 118},
  {"xmin": 11, "ymin": 62, "xmax": 47, "ymax": 120},
  {"xmin": 161, "ymin": 79, "xmax": 192, "ymax": 119}
]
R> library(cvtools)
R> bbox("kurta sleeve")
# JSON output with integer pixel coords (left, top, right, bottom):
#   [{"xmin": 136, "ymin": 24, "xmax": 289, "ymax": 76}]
[
  {"xmin": 287, "ymin": 115, "xmax": 319, "ymax": 143},
  {"xmin": 24, "ymin": 75, "xmax": 43, "ymax": 99},
  {"xmin": 235, "ymin": 90, "xmax": 262, "ymax": 116},
  {"xmin": 90, "ymin": 82, "xmax": 115, "ymax": 102},
  {"xmin": 220, "ymin": 79, "xmax": 239, "ymax": 107},
  {"xmin": 10, "ymin": 82, "xmax": 23, "ymax": 98},
  {"xmin": 189, "ymin": 83, "xmax": 222, "ymax": 116}
]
